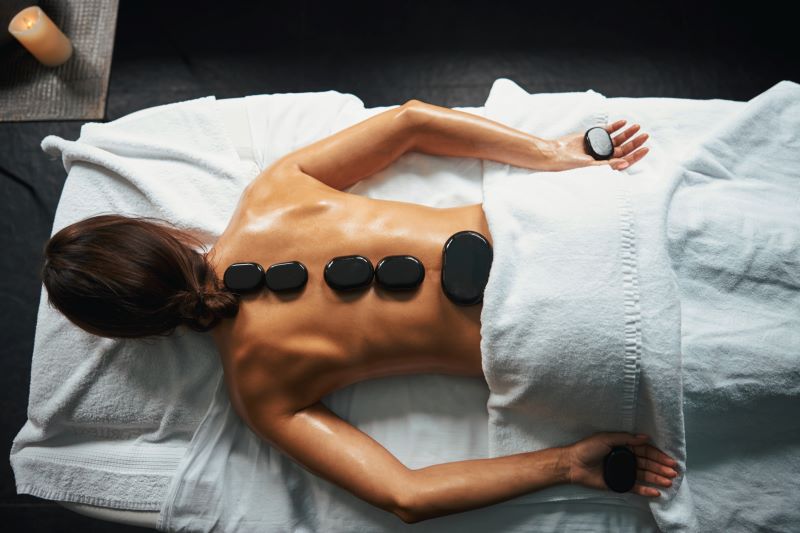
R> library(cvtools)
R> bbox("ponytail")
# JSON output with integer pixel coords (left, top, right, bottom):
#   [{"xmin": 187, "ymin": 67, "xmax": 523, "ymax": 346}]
[{"xmin": 42, "ymin": 214, "xmax": 240, "ymax": 339}]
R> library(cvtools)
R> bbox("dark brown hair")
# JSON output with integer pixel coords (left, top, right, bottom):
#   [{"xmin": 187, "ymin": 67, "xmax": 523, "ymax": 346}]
[{"xmin": 41, "ymin": 214, "xmax": 239, "ymax": 339}]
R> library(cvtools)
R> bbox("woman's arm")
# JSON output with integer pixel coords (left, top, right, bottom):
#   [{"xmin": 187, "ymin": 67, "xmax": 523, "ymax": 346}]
[
  {"xmin": 252, "ymin": 402, "xmax": 677, "ymax": 524},
  {"xmin": 271, "ymin": 100, "xmax": 648, "ymax": 191},
  {"xmin": 401, "ymin": 101, "xmax": 648, "ymax": 173}
]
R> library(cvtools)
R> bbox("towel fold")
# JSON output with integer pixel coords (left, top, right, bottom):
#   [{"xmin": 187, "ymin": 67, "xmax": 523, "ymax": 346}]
[
  {"xmin": 10, "ymin": 89, "xmax": 491, "ymax": 518},
  {"xmin": 14, "ymin": 78, "xmax": 799, "ymax": 532},
  {"xmin": 10, "ymin": 95, "xmax": 254, "ymax": 509},
  {"xmin": 666, "ymin": 80, "xmax": 800, "ymax": 532},
  {"xmin": 479, "ymin": 79, "xmax": 695, "ymax": 531}
]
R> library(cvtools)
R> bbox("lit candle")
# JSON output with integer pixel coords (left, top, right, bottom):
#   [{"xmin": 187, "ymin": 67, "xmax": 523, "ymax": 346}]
[{"xmin": 8, "ymin": 6, "xmax": 73, "ymax": 67}]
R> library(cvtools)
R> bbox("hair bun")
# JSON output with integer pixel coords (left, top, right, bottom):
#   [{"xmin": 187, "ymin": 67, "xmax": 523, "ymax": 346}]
[{"xmin": 181, "ymin": 284, "xmax": 239, "ymax": 333}]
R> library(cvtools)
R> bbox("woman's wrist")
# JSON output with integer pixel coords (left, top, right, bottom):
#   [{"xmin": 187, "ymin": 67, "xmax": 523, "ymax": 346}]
[
  {"xmin": 555, "ymin": 445, "xmax": 575, "ymax": 485},
  {"xmin": 527, "ymin": 137, "xmax": 562, "ymax": 171}
]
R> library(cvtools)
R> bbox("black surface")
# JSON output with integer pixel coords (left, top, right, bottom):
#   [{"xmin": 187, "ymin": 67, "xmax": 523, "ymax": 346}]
[
  {"xmin": 265, "ymin": 261, "xmax": 308, "ymax": 292},
  {"xmin": 375, "ymin": 255, "xmax": 425, "ymax": 290},
  {"xmin": 441, "ymin": 231, "xmax": 493, "ymax": 306},
  {"xmin": 223, "ymin": 262, "xmax": 265, "ymax": 292},
  {"xmin": 603, "ymin": 446, "xmax": 639, "ymax": 493},
  {"xmin": 1, "ymin": 0, "xmax": 797, "ymax": 530},
  {"xmin": 324, "ymin": 255, "xmax": 374, "ymax": 292}
]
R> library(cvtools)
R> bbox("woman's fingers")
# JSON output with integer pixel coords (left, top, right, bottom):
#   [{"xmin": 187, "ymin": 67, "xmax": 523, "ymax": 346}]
[
  {"xmin": 597, "ymin": 434, "xmax": 677, "ymax": 500},
  {"xmin": 606, "ymin": 120, "xmax": 627, "ymax": 134},
  {"xmin": 634, "ymin": 443, "xmax": 677, "ymax": 466},
  {"xmin": 608, "ymin": 141, "xmax": 650, "ymax": 171},
  {"xmin": 612, "ymin": 148, "xmax": 650, "ymax": 170},
  {"xmin": 612, "ymin": 124, "xmax": 641, "ymax": 146},
  {"xmin": 637, "ymin": 456, "xmax": 678, "ymax": 477},
  {"xmin": 616, "ymin": 133, "xmax": 649, "ymax": 157},
  {"xmin": 623, "ymin": 147, "xmax": 649, "ymax": 166},
  {"xmin": 638, "ymin": 468, "xmax": 674, "ymax": 487},
  {"xmin": 636, "ymin": 457, "xmax": 678, "ymax": 479},
  {"xmin": 626, "ymin": 434, "xmax": 650, "ymax": 446},
  {"xmin": 632, "ymin": 484, "xmax": 661, "ymax": 498}
]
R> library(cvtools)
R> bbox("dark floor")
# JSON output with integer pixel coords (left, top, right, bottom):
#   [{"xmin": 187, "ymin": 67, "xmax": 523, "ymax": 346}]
[{"xmin": 1, "ymin": 0, "xmax": 798, "ymax": 531}]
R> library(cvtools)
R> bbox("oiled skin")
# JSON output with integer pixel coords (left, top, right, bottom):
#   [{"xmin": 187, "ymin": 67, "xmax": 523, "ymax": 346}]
[
  {"xmin": 209, "ymin": 173, "xmax": 489, "ymax": 411},
  {"xmin": 204, "ymin": 101, "xmax": 655, "ymax": 522}
]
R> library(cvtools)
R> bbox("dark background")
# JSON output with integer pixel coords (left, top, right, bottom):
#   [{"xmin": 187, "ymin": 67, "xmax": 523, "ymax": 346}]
[{"xmin": 2, "ymin": 0, "xmax": 797, "ymax": 530}]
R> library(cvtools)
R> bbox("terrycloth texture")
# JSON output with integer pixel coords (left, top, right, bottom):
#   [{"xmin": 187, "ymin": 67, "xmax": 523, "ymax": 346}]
[
  {"xmin": 480, "ymin": 80, "xmax": 695, "ymax": 531},
  {"xmin": 161, "ymin": 374, "xmax": 657, "ymax": 532},
  {"xmin": 480, "ymin": 79, "xmax": 800, "ymax": 532},
  {"xmin": 13, "ymin": 80, "xmax": 798, "ymax": 532},
  {"xmin": 159, "ymin": 91, "xmax": 660, "ymax": 532},
  {"xmin": 666, "ymin": 81, "xmax": 800, "ymax": 532},
  {"xmin": 9, "ymin": 96, "xmax": 258, "ymax": 510}
]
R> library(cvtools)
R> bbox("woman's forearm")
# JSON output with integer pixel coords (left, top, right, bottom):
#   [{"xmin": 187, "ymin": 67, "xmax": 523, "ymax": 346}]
[
  {"xmin": 403, "ymin": 100, "xmax": 559, "ymax": 171},
  {"xmin": 400, "ymin": 446, "xmax": 570, "ymax": 523}
]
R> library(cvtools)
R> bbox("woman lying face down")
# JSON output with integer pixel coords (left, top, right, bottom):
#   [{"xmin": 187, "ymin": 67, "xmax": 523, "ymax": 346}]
[{"xmin": 41, "ymin": 99, "xmax": 676, "ymax": 523}]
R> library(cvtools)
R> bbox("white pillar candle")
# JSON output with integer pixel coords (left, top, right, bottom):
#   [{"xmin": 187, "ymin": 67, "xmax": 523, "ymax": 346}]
[{"xmin": 8, "ymin": 6, "xmax": 73, "ymax": 67}]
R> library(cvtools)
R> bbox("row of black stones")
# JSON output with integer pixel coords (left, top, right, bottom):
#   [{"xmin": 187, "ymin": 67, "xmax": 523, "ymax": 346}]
[
  {"xmin": 223, "ymin": 256, "xmax": 426, "ymax": 293},
  {"xmin": 222, "ymin": 231, "xmax": 492, "ymax": 306},
  {"xmin": 224, "ymin": 261, "xmax": 309, "ymax": 293},
  {"xmin": 324, "ymin": 255, "xmax": 427, "ymax": 291}
]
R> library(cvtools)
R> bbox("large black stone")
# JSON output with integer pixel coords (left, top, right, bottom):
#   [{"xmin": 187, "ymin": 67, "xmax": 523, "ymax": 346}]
[
  {"xmin": 441, "ymin": 231, "xmax": 492, "ymax": 306},
  {"xmin": 603, "ymin": 446, "xmax": 638, "ymax": 493},
  {"xmin": 265, "ymin": 261, "xmax": 308, "ymax": 292},
  {"xmin": 375, "ymin": 255, "xmax": 425, "ymax": 290},
  {"xmin": 324, "ymin": 255, "xmax": 374, "ymax": 291},
  {"xmin": 584, "ymin": 126, "xmax": 614, "ymax": 160},
  {"xmin": 223, "ymin": 262, "xmax": 265, "ymax": 293}
]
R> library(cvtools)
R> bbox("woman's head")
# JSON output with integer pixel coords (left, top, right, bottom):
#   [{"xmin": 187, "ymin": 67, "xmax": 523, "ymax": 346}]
[{"xmin": 41, "ymin": 214, "xmax": 239, "ymax": 339}]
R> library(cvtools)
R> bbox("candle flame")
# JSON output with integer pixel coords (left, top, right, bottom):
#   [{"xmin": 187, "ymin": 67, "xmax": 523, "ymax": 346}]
[{"xmin": 23, "ymin": 17, "xmax": 33, "ymax": 29}]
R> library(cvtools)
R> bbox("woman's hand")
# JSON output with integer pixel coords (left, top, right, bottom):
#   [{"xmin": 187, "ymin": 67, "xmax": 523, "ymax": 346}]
[
  {"xmin": 564, "ymin": 432, "xmax": 678, "ymax": 498},
  {"xmin": 549, "ymin": 120, "xmax": 650, "ymax": 172}
]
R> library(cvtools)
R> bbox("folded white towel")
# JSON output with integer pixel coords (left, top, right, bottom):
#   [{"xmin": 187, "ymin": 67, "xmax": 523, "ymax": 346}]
[
  {"xmin": 9, "ymin": 95, "xmax": 258, "ymax": 510},
  {"xmin": 9, "ymin": 90, "xmax": 492, "ymax": 516},
  {"xmin": 666, "ymin": 80, "xmax": 800, "ymax": 532},
  {"xmin": 16, "ymin": 79, "xmax": 797, "ymax": 532},
  {"xmin": 479, "ymin": 80, "xmax": 696, "ymax": 531}
]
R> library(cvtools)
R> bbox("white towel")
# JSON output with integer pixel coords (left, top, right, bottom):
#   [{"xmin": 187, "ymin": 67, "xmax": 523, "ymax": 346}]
[
  {"xmin": 666, "ymin": 80, "xmax": 800, "ymax": 532},
  {"xmin": 16, "ymin": 79, "xmax": 797, "ymax": 532},
  {"xmin": 479, "ymin": 78, "xmax": 800, "ymax": 532},
  {"xmin": 8, "ymin": 92, "xmax": 360, "ymax": 509},
  {"xmin": 479, "ymin": 79, "xmax": 695, "ymax": 531},
  {"xmin": 159, "ymin": 89, "xmax": 661, "ymax": 532}
]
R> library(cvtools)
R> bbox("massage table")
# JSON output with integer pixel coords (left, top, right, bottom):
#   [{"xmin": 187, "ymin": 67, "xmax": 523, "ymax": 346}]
[{"xmin": 11, "ymin": 81, "xmax": 799, "ymax": 532}]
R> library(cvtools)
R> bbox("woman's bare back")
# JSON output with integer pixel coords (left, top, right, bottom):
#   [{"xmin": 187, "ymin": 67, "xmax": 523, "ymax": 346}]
[
  {"xmin": 194, "ymin": 100, "xmax": 654, "ymax": 522},
  {"xmin": 208, "ymin": 168, "xmax": 489, "ymax": 421}
]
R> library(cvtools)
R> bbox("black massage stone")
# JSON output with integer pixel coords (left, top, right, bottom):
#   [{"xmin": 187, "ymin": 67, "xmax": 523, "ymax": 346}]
[
  {"xmin": 441, "ymin": 231, "xmax": 493, "ymax": 306},
  {"xmin": 584, "ymin": 126, "xmax": 614, "ymax": 160},
  {"xmin": 603, "ymin": 446, "xmax": 638, "ymax": 493},
  {"xmin": 375, "ymin": 255, "xmax": 425, "ymax": 290},
  {"xmin": 223, "ymin": 262, "xmax": 265, "ymax": 293},
  {"xmin": 324, "ymin": 255, "xmax": 374, "ymax": 291},
  {"xmin": 265, "ymin": 261, "xmax": 308, "ymax": 292}
]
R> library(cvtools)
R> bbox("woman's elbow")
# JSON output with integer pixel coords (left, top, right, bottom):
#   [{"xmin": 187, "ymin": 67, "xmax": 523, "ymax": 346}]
[
  {"xmin": 393, "ymin": 498, "xmax": 420, "ymax": 524},
  {"xmin": 391, "ymin": 484, "xmax": 423, "ymax": 524},
  {"xmin": 395, "ymin": 99, "xmax": 427, "ymax": 128}
]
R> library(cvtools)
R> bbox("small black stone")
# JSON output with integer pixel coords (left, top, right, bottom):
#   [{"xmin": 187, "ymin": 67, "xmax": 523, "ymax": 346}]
[
  {"xmin": 375, "ymin": 255, "xmax": 425, "ymax": 290},
  {"xmin": 603, "ymin": 446, "xmax": 638, "ymax": 493},
  {"xmin": 441, "ymin": 231, "xmax": 493, "ymax": 306},
  {"xmin": 584, "ymin": 126, "xmax": 614, "ymax": 160},
  {"xmin": 223, "ymin": 262, "xmax": 265, "ymax": 293},
  {"xmin": 324, "ymin": 255, "xmax": 374, "ymax": 291},
  {"xmin": 265, "ymin": 261, "xmax": 308, "ymax": 292}
]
